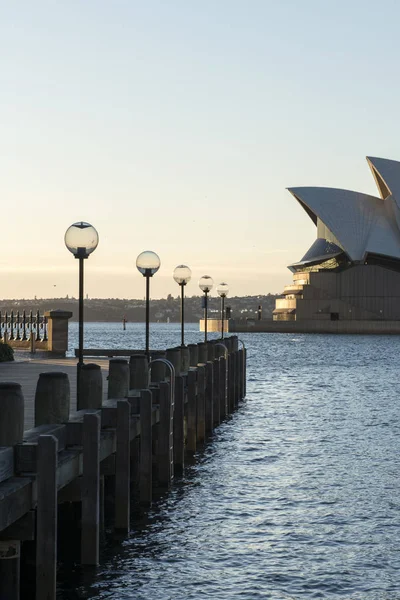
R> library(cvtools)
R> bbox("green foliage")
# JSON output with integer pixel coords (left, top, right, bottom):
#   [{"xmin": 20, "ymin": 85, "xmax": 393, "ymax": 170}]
[{"xmin": 0, "ymin": 342, "xmax": 14, "ymax": 362}]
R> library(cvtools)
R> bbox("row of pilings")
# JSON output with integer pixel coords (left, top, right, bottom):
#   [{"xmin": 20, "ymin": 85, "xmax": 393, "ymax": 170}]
[{"xmin": 0, "ymin": 335, "xmax": 246, "ymax": 600}]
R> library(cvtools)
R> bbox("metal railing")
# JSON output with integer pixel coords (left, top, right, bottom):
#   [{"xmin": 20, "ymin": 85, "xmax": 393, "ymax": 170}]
[{"xmin": 0, "ymin": 310, "xmax": 47, "ymax": 342}]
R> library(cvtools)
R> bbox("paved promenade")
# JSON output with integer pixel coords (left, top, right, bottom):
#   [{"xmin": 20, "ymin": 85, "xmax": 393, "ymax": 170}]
[{"xmin": 0, "ymin": 354, "xmax": 110, "ymax": 430}]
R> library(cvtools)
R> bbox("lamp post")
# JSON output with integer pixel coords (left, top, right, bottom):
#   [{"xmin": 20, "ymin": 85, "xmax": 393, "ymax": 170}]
[
  {"xmin": 173, "ymin": 265, "xmax": 192, "ymax": 347},
  {"xmin": 136, "ymin": 251, "xmax": 160, "ymax": 357},
  {"xmin": 65, "ymin": 221, "xmax": 99, "ymax": 408},
  {"xmin": 199, "ymin": 275, "xmax": 213, "ymax": 342},
  {"xmin": 217, "ymin": 282, "xmax": 229, "ymax": 339}
]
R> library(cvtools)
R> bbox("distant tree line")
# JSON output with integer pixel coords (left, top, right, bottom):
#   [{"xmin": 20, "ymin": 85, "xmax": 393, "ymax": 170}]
[{"xmin": 0, "ymin": 294, "xmax": 280, "ymax": 322}]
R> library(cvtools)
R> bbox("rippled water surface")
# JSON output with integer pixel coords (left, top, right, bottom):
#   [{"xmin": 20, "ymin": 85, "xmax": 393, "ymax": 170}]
[{"xmin": 59, "ymin": 323, "xmax": 400, "ymax": 599}]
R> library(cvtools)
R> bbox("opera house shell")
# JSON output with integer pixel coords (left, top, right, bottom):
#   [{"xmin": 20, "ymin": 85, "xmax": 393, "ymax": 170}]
[{"xmin": 273, "ymin": 156, "xmax": 400, "ymax": 332}]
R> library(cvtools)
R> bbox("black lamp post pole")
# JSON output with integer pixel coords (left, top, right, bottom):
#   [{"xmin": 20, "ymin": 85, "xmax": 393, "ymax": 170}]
[
  {"xmin": 204, "ymin": 290, "xmax": 208, "ymax": 342},
  {"xmin": 77, "ymin": 249, "xmax": 86, "ymax": 410},
  {"xmin": 180, "ymin": 283, "xmax": 185, "ymax": 346},
  {"xmin": 221, "ymin": 295, "xmax": 225, "ymax": 339},
  {"xmin": 145, "ymin": 271, "xmax": 150, "ymax": 358}
]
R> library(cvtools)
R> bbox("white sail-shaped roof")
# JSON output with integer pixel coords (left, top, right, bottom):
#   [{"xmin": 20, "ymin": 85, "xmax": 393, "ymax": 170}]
[{"xmin": 288, "ymin": 157, "xmax": 400, "ymax": 263}]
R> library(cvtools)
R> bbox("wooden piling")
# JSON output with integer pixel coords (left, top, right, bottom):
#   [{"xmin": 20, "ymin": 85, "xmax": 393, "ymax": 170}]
[
  {"xmin": 108, "ymin": 358, "xmax": 129, "ymax": 398},
  {"xmin": 158, "ymin": 381, "xmax": 173, "ymax": 486},
  {"xmin": 139, "ymin": 389, "xmax": 152, "ymax": 504},
  {"xmin": 213, "ymin": 358, "xmax": 220, "ymax": 426},
  {"xmin": 80, "ymin": 363, "xmax": 103, "ymax": 409},
  {"xmin": 129, "ymin": 354, "xmax": 149, "ymax": 390},
  {"xmin": 0, "ymin": 382, "xmax": 24, "ymax": 446},
  {"xmin": 205, "ymin": 361, "xmax": 214, "ymax": 435},
  {"xmin": 81, "ymin": 412, "xmax": 100, "ymax": 564},
  {"xmin": 206, "ymin": 341, "xmax": 215, "ymax": 361},
  {"xmin": 219, "ymin": 356, "xmax": 227, "ymax": 418},
  {"xmin": 173, "ymin": 375, "xmax": 185, "ymax": 473},
  {"xmin": 0, "ymin": 540, "xmax": 20, "ymax": 600},
  {"xmin": 115, "ymin": 400, "xmax": 131, "ymax": 530},
  {"xmin": 36, "ymin": 434, "xmax": 58, "ymax": 600},
  {"xmin": 196, "ymin": 365, "xmax": 206, "ymax": 443},
  {"xmin": 35, "ymin": 372, "xmax": 70, "ymax": 426},
  {"xmin": 186, "ymin": 369, "xmax": 197, "ymax": 453},
  {"xmin": 228, "ymin": 354, "xmax": 234, "ymax": 412}
]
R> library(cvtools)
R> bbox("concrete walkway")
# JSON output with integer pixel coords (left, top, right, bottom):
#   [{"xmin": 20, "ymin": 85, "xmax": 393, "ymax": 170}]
[{"xmin": 0, "ymin": 356, "xmax": 110, "ymax": 430}]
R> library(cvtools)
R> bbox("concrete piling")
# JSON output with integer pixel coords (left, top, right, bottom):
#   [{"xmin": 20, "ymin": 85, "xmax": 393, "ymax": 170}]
[
  {"xmin": 166, "ymin": 347, "xmax": 182, "ymax": 376},
  {"xmin": 108, "ymin": 358, "xmax": 129, "ymax": 398},
  {"xmin": 80, "ymin": 363, "xmax": 103, "ymax": 409},
  {"xmin": 150, "ymin": 351, "xmax": 166, "ymax": 383},
  {"xmin": 187, "ymin": 344, "xmax": 198, "ymax": 367},
  {"xmin": 197, "ymin": 342, "xmax": 208, "ymax": 364},
  {"xmin": 129, "ymin": 354, "xmax": 149, "ymax": 390},
  {"xmin": 35, "ymin": 372, "xmax": 70, "ymax": 426},
  {"xmin": 181, "ymin": 346, "xmax": 190, "ymax": 373}
]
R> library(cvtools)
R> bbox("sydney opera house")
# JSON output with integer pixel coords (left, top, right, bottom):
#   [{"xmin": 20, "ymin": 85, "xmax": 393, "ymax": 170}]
[{"xmin": 273, "ymin": 156, "xmax": 400, "ymax": 332}]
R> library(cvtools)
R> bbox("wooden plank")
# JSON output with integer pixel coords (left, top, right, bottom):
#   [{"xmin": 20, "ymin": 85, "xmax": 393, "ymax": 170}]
[
  {"xmin": 115, "ymin": 400, "xmax": 130, "ymax": 531},
  {"xmin": 64, "ymin": 409, "xmax": 100, "ymax": 446},
  {"xmin": 0, "ymin": 447, "xmax": 14, "ymax": 484},
  {"xmin": 0, "ymin": 510, "xmax": 35, "ymax": 541},
  {"xmin": 100, "ymin": 454, "xmax": 115, "ymax": 476},
  {"xmin": 58, "ymin": 477, "xmax": 81, "ymax": 503},
  {"xmin": 101, "ymin": 399, "xmax": 118, "ymax": 429},
  {"xmin": 196, "ymin": 365, "xmax": 206, "ymax": 443},
  {"xmin": 186, "ymin": 369, "xmax": 197, "ymax": 453},
  {"xmin": 15, "ymin": 424, "xmax": 66, "ymax": 473},
  {"xmin": 81, "ymin": 412, "xmax": 100, "ymax": 565},
  {"xmin": 36, "ymin": 434, "xmax": 58, "ymax": 600},
  {"xmin": 57, "ymin": 449, "xmax": 82, "ymax": 490},
  {"xmin": 75, "ymin": 349, "xmax": 167, "ymax": 358},
  {"xmin": 139, "ymin": 389, "xmax": 152, "ymax": 504},
  {"xmin": 0, "ymin": 478, "xmax": 33, "ymax": 532},
  {"xmin": 173, "ymin": 375, "xmax": 184, "ymax": 473}
]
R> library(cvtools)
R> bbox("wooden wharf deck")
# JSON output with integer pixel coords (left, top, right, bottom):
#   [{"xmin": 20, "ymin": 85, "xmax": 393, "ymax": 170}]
[{"xmin": 0, "ymin": 337, "xmax": 247, "ymax": 600}]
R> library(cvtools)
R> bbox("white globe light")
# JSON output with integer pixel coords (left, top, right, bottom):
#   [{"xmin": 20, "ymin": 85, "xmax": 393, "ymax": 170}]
[
  {"xmin": 136, "ymin": 251, "xmax": 161, "ymax": 276},
  {"xmin": 173, "ymin": 265, "xmax": 192, "ymax": 285},
  {"xmin": 217, "ymin": 282, "xmax": 229, "ymax": 297},
  {"xmin": 65, "ymin": 222, "xmax": 99, "ymax": 258},
  {"xmin": 199, "ymin": 275, "xmax": 213, "ymax": 293}
]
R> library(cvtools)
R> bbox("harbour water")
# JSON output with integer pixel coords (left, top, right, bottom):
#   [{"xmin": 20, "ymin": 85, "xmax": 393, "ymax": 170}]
[{"xmin": 59, "ymin": 323, "xmax": 400, "ymax": 599}]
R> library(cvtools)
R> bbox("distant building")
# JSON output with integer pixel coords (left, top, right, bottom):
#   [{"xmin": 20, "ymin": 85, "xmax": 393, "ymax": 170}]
[{"xmin": 274, "ymin": 156, "xmax": 400, "ymax": 324}]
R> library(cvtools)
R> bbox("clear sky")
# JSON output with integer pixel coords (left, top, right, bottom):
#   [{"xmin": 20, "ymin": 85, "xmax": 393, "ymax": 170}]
[{"xmin": 2, "ymin": 0, "xmax": 400, "ymax": 299}]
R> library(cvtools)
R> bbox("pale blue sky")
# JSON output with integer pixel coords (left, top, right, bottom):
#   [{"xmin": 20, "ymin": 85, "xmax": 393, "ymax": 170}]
[{"xmin": 1, "ymin": 0, "xmax": 400, "ymax": 298}]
